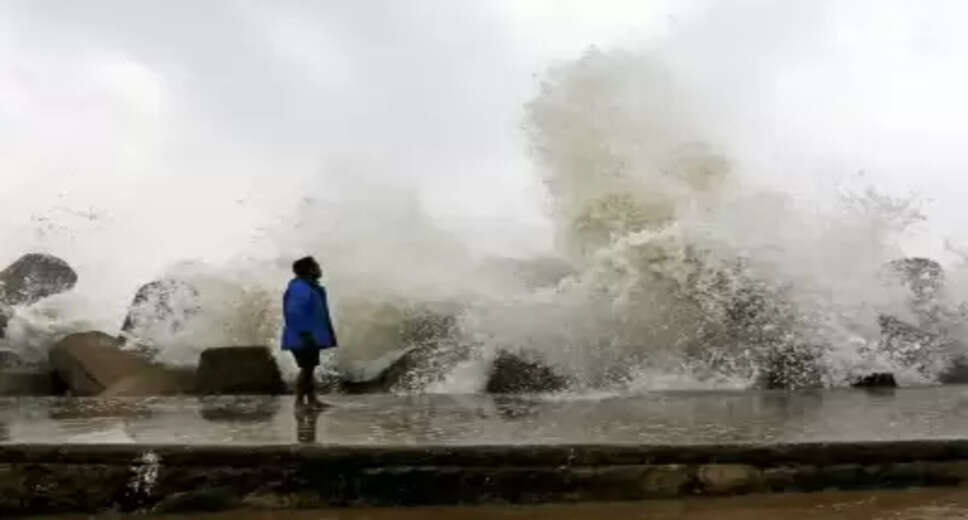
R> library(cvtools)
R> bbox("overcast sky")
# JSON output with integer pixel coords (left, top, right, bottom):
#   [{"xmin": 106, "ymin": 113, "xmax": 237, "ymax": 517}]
[{"xmin": 3, "ymin": 0, "xmax": 968, "ymax": 276}]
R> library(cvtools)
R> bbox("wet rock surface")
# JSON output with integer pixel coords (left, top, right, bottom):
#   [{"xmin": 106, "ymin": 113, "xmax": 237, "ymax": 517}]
[
  {"xmin": 339, "ymin": 349, "xmax": 415, "ymax": 394},
  {"xmin": 0, "ymin": 371, "xmax": 53, "ymax": 396},
  {"xmin": 885, "ymin": 257, "xmax": 945, "ymax": 302},
  {"xmin": 0, "ymin": 253, "xmax": 77, "ymax": 307},
  {"xmin": 195, "ymin": 346, "xmax": 285, "ymax": 395},
  {"xmin": 0, "ymin": 304, "xmax": 11, "ymax": 338},
  {"xmin": 120, "ymin": 279, "xmax": 201, "ymax": 354},
  {"xmin": 877, "ymin": 315, "xmax": 954, "ymax": 376},
  {"xmin": 0, "ymin": 348, "xmax": 24, "ymax": 369},
  {"xmin": 49, "ymin": 331, "xmax": 153, "ymax": 396},
  {"xmin": 871, "ymin": 257, "xmax": 968, "ymax": 382},
  {"xmin": 48, "ymin": 331, "xmax": 193, "ymax": 397},
  {"xmin": 852, "ymin": 373, "xmax": 898, "ymax": 388},
  {"xmin": 485, "ymin": 350, "xmax": 569, "ymax": 394},
  {"xmin": 0, "ymin": 253, "xmax": 76, "ymax": 339},
  {"xmin": 940, "ymin": 357, "xmax": 968, "ymax": 384},
  {"xmin": 338, "ymin": 306, "xmax": 463, "ymax": 394},
  {"xmin": 757, "ymin": 346, "xmax": 825, "ymax": 390}
]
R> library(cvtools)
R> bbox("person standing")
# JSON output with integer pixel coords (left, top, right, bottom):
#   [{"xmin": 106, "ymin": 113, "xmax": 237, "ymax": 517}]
[{"xmin": 282, "ymin": 256, "xmax": 338, "ymax": 408}]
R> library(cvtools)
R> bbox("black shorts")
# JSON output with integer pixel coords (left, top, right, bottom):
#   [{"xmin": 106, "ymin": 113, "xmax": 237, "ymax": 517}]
[{"xmin": 290, "ymin": 348, "xmax": 321, "ymax": 369}]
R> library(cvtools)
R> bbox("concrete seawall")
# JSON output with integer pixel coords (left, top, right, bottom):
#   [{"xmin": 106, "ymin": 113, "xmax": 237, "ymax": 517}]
[{"xmin": 5, "ymin": 440, "xmax": 968, "ymax": 515}]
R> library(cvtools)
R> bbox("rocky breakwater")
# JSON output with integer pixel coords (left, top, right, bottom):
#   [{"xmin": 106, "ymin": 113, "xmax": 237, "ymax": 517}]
[
  {"xmin": 49, "ymin": 332, "xmax": 194, "ymax": 396},
  {"xmin": 0, "ymin": 253, "xmax": 78, "ymax": 340},
  {"xmin": 334, "ymin": 303, "xmax": 570, "ymax": 394},
  {"xmin": 47, "ymin": 332, "xmax": 285, "ymax": 397},
  {"xmin": 869, "ymin": 258, "xmax": 968, "ymax": 383},
  {"xmin": 41, "ymin": 273, "xmax": 285, "ymax": 397},
  {"xmin": 0, "ymin": 253, "xmax": 78, "ymax": 396}
]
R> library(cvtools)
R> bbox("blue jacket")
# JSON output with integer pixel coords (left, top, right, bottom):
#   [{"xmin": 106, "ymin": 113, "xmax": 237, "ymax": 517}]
[{"xmin": 282, "ymin": 278, "xmax": 337, "ymax": 350}]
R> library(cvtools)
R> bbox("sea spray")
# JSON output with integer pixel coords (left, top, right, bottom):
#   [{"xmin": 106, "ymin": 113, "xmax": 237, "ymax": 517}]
[{"xmin": 3, "ymin": 41, "xmax": 967, "ymax": 391}]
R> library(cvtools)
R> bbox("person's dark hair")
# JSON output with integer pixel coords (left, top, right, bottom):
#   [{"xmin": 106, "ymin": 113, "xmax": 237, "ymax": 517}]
[{"xmin": 292, "ymin": 256, "xmax": 319, "ymax": 278}]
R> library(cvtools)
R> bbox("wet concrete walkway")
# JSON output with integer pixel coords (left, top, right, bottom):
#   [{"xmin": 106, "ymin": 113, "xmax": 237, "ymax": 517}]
[
  {"xmin": 3, "ymin": 386, "xmax": 968, "ymax": 445},
  {"xmin": 6, "ymin": 387, "xmax": 968, "ymax": 514}
]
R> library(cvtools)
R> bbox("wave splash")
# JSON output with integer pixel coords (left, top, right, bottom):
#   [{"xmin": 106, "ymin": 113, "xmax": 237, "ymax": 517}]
[{"xmin": 4, "ymin": 48, "xmax": 968, "ymax": 393}]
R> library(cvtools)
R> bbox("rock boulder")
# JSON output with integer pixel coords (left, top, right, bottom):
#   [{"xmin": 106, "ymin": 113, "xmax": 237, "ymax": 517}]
[
  {"xmin": 338, "ymin": 349, "xmax": 414, "ymax": 394},
  {"xmin": 485, "ymin": 350, "xmax": 569, "ymax": 394},
  {"xmin": 757, "ymin": 345, "xmax": 825, "ymax": 390},
  {"xmin": 0, "ymin": 253, "xmax": 77, "ymax": 307},
  {"xmin": 940, "ymin": 357, "xmax": 968, "ymax": 384},
  {"xmin": 877, "ymin": 314, "xmax": 953, "ymax": 378},
  {"xmin": 120, "ymin": 279, "xmax": 201, "ymax": 355},
  {"xmin": 0, "ymin": 371, "xmax": 53, "ymax": 396},
  {"xmin": 0, "ymin": 348, "xmax": 24, "ymax": 369},
  {"xmin": 885, "ymin": 257, "xmax": 944, "ymax": 301},
  {"xmin": 0, "ymin": 304, "xmax": 11, "ymax": 338},
  {"xmin": 48, "ymin": 331, "xmax": 153, "ymax": 396},
  {"xmin": 338, "ymin": 305, "xmax": 462, "ymax": 394},
  {"xmin": 851, "ymin": 372, "xmax": 897, "ymax": 388},
  {"xmin": 195, "ymin": 346, "xmax": 284, "ymax": 395}
]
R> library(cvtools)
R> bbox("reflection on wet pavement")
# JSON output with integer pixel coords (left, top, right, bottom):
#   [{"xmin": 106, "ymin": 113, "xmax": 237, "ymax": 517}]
[
  {"xmin": 28, "ymin": 488, "xmax": 968, "ymax": 520},
  {"xmin": 295, "ymin": 406, "xmax": 322, "ymax": 443},
  {"xmin": 3, "ymin": 386, "xmax": 968, "ymax": 445}
]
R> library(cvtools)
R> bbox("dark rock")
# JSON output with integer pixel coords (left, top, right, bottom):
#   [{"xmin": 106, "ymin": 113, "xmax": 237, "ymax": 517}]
[
  {"xmin": 0, "ymin": 348, "xmax": 24, "ymax": 369},
  {"xmin": 877, "ymin": 315, "xmax": 952, "ymax": 378},
  {"xmin": 851, "ymin": 373, "xmax": 897, "ymax": 388},
  {"xmin": 49, "ymin": 331, "xmax": 153, "ymax": 396},
  {"xmin": 0, "ymin": 304, "xmax": 11, "ymax": 338},
  {"xmin": 883, "ymin": 258, "xmax": 947, "ymax": 328},
  {"xmin": 378, "ymin": 306, "xmax": 464, "ymax": 393},
  {"xmin": 339, "ymin": 349, "xmax": 414, "ymax": 394},
  {"xmin": 0, "ymin": 253, "xmax": 77, "ymax": 307},
  {"xmin": 885, "ymin": 257, "xmax": 944, "ymax": 300},
  {"xmin": 720, "ymin": 278, "xmax": 825, "ymax": 390},
  {"xmin": 47, "ymin": 331, "xmax": 190, "ymax": 397},
  {"xmin": 758, "ymin": 345, "xmax": 825, "ymax": 390},
  {"xmin": 0, "ymin": 370, "xmax": 53, "ymax": 396},
  {"xmin": 120, "ymin": 279, "xmax": 201, "ymax": 354},
  {"xmin": 195, "ymin": 346, "xmax": 284, "ymax": 395},
  {"xmin": 151, "ymin": 487, "xmax": 238, "ymax": 513},
  {"xmin": 940, "ymin": 357, "xmax": 968, "ymax": 384},
  {"xmin": 339, "ymin": 305, "xmax": 463, "ymax": 394},
  {"xmin": 485, "ymin": 350, "xmax": 569, "ymax": 394}
]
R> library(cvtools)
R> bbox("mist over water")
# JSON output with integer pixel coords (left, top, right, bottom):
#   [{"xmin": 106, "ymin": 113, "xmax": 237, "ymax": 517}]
[{"xmin": 4, "ymin": 1, "xmax": 968, "ymax": 391}]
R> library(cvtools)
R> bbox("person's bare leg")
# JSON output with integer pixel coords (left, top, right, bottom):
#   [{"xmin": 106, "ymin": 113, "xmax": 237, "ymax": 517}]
[
  {"xmin": 306, "ymin": 367, "xmax": 323, "ymax": 408},
  {"xmin": 295, "ymin": 368, "xmax": 311, "ymax": 408}
]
